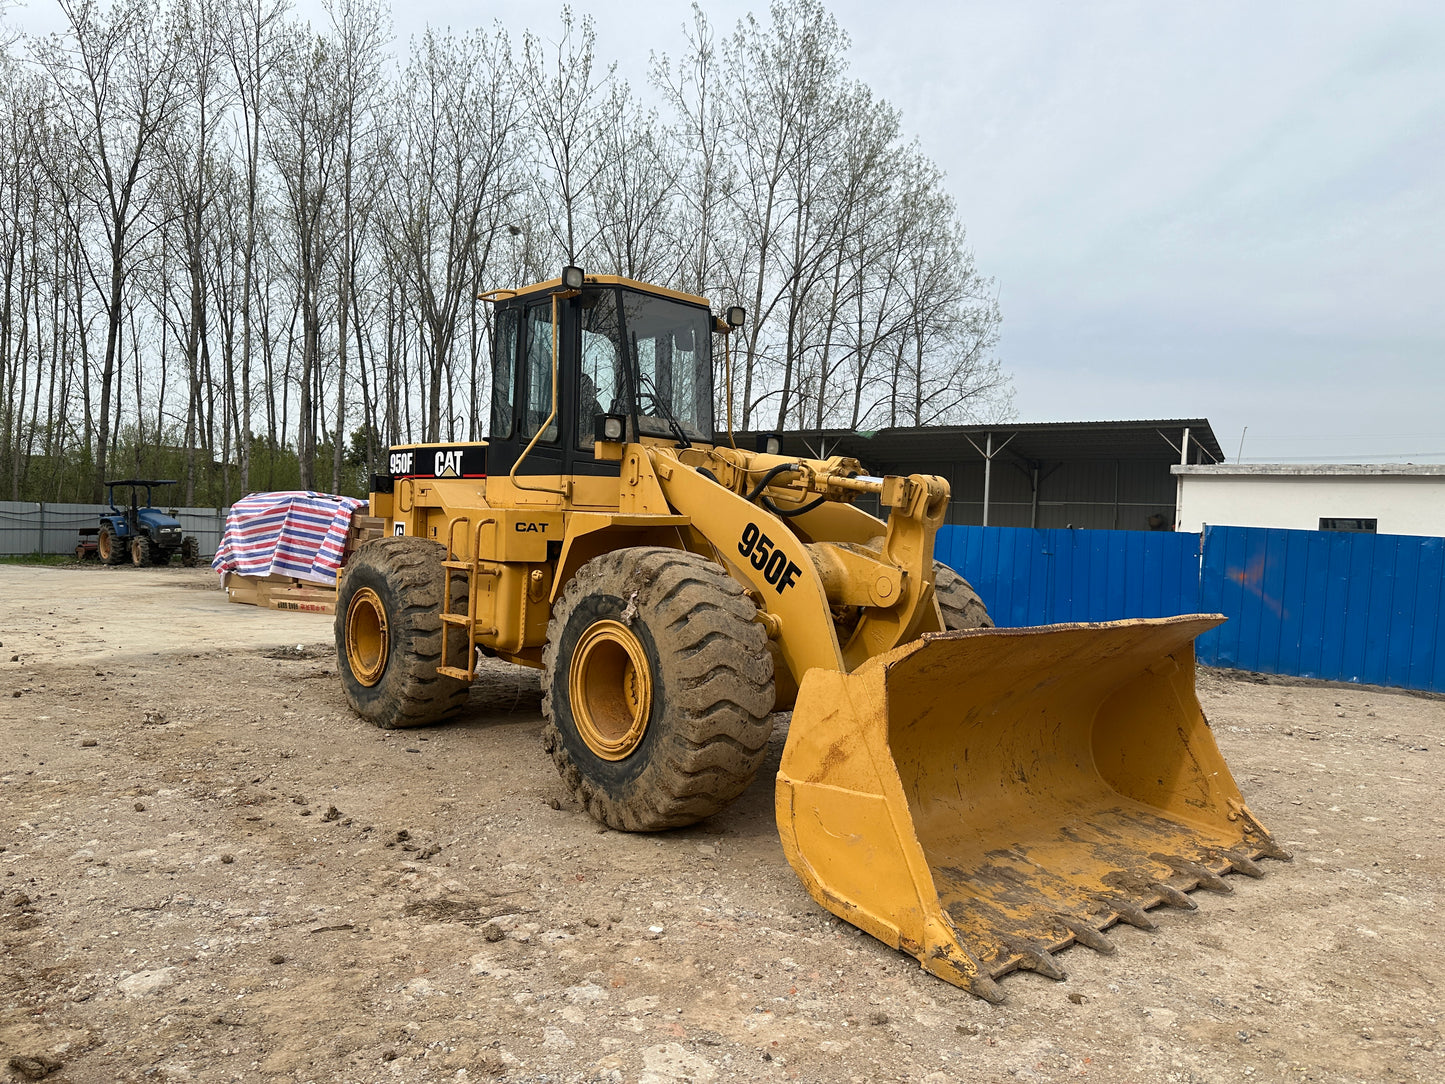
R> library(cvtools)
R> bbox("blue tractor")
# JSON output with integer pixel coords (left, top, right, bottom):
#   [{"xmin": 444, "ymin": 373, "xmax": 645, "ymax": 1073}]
[{"xmin": 92, "ymin": 479, "xmax": 200, "ymax": 567}]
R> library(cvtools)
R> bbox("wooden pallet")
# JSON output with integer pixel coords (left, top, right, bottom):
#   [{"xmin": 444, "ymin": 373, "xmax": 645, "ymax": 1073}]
[
  {"xmin": 222, "ymin": 514, "xmax": 386, "ymax": 615},
  {"xmin": 223, "ymin": 572, "xmax": 338, "ymax": 614}
]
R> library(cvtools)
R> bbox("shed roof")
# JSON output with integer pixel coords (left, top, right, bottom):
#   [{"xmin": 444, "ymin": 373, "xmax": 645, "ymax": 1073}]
[{"xmin": 735, "ymin": 419, "xmax": 1223, "ymax": 469}]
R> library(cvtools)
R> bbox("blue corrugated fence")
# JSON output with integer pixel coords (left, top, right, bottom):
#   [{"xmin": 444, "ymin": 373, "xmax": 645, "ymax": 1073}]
[
  {"xmin": 1196, "ymin": 525, "xmax": 1445, "ymax": 692},
  {"xmin": 935, "ymin": 525, "xmax": 1201, "ymax": 627},
  {"xmin": 936, "ymin": 523, "xmax": 1445, "ymax": 693}
]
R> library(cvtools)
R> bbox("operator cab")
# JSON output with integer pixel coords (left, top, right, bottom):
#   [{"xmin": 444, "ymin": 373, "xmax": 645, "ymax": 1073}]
[{"xmin": 484, "ymin": 272, "xmax": 722, "ymax": 481}]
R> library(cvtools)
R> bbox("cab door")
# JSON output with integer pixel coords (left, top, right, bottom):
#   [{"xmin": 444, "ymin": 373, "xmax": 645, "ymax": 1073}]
[{"xmin": 486, "ymin": 289, "xmax": 624, "ymax": 483}]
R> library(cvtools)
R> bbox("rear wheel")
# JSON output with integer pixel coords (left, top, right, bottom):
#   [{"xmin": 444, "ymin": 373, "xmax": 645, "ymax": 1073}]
[
  {"xmin": 131, "ymin": 536, "xmax": 150, "ymax": 567},
  {"xmin": 335, "ymin": 537, "xmax": 471, "ymax": 729},
  {"xmin": 180, "ymin": 537, "xmax": 199, "ymax": 567},
  {"xmin": 542, "ymin": 547, "xmax": 776, "ymax": 831},
  {"xmin": 98, "ymin": 525, "xmax": 123, "ymax": 565},
  {"xmin": 933, "ymin": 561, "xmax": 993, "ymax": 630}
]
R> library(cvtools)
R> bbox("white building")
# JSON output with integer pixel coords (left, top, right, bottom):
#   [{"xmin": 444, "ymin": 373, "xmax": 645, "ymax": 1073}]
[{"xmin": 1172, "ymin": 463, "xmax": 1445, "ymax": 537}]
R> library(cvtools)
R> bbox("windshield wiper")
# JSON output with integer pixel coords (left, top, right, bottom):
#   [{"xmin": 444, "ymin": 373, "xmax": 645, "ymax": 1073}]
[{"xmin": 634, "ymin": 369, "xmax": 692, "ymax": 449}]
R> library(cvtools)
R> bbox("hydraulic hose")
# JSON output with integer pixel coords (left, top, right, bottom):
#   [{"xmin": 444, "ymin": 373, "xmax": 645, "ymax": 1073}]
[
  {"xmin": 762, "ymin": 494, "xmax": 830, "ymax": 518},
  {"xmin": 745, "ymin": 463, "xmax": 801, "ymax": 503}
]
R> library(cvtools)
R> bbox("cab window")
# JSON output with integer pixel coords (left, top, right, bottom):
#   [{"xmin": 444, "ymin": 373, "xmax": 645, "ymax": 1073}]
[
  {"xmin": 577, "ymin": 288, "xmax": 624, "ymax": 449},
  {"xmin": 522, "ymin": 302, "xmax": 558, "ymax": 442},
  {"xmin": 490, "ymin": 307, "xmax": 519, "ymax": 439}
]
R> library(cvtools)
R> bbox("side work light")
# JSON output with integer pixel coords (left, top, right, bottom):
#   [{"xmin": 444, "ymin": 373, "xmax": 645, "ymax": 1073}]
[{"xmin": 595, "ymin": 413, "xmax": 627, "ymax": 443}]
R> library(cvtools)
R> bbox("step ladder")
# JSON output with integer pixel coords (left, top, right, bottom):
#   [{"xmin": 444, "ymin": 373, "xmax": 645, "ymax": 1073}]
[{"xmin": 438, "ymin": 515, "xmax": 500, "ymax": 681}]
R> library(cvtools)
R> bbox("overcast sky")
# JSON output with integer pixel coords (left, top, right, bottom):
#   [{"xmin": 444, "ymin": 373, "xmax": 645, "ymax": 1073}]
[{"xmin": 11, "ymin": 0, "xmax": 1443, "ymax": 462}]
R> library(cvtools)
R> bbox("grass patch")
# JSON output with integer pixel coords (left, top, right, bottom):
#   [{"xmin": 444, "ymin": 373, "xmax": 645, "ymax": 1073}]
[{"xmin": 0, "ymin": 553, "xmax": 84, "ymax": 566}]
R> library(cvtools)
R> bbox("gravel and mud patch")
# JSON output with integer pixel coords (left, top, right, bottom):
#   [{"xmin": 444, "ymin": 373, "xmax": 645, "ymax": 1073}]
[{"xmin": 1, "ymin": 565, "xmax": 1441, "ymax": 1082}]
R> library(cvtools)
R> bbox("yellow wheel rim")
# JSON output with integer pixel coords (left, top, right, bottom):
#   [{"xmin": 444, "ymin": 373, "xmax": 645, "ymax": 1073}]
[
  {"xmin": 99, "ymin": 533, "xmax": 112, "ymax": 560},
  {"xmin": 346, "ymin": 587, "xmax": 389, "ymax": 686},
  {"xmin": 569, "ymin": 619, "xmax": 653, "ymax": 761}
]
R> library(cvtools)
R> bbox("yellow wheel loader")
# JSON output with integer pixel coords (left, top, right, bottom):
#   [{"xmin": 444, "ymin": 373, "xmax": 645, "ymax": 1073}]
[{"xmin": 336, "ymin": 267, "xmax": 1288, "ymax": 1001}]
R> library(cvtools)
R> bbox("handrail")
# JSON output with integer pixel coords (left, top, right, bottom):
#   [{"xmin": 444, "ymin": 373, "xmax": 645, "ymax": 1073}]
[{"xmin": 509, "ymin": 289, "xmax": 572, "ymax": 498}]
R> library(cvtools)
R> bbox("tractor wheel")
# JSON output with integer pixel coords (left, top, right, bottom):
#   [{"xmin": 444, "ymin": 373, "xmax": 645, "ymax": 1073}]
[
  {"xmin": 98, "ymin": 525, "xmax": 123, "ymax": 566},
  {"xmin": 933, "ymin": 560, "xmax": 993, "ymax": 630},
  {"xmin": 131, "ymin": 536, "xmax": 150, "ymax": 567},
  {"xmin": 180, "ymin": 537, "xmax": 200, "ymax": 567},
  {"xmin": 335, "ymin": 537, "xmax": 472, "ymax": 729},
  {"xmin": 542, "ymin": 547, "xmax": 776, "ymax": 831}
]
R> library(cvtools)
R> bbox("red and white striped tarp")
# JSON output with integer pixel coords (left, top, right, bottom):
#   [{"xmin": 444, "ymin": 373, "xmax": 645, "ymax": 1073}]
[{"xmin": 211, "ymin": 491, "xmax": 367, "ymax": 586}]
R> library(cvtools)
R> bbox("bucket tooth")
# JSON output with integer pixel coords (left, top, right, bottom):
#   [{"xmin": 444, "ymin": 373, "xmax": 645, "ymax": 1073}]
[
  {"xmin": 964, "ymin": 974, "xmax": 1006, "ymax": 1004},
  {"xmin": 1008, "ymin": 942, "xmax": 1068, "ymax": 981},
  {"xmin": 1249, "ymin": 836, "xmax": 1293, "ymax": 862},
  {"xmin": 1214, "ymin": 849, "xmax": 1265, "ymax": 878},
  {"xmin": 1150, "ymin": 882, "xmax": 1197, "ymax": 910},
  {"xmin": 1062, "ymin": 920, "xmax": 1116, "ymax": 955},
  {"xmin": 1097, "ymin": 896, "xmax": 1157, "ymax": 930},
  {"xmin": 1162, "ymin": 856, "xmax": 1233, "ymax": 893}
]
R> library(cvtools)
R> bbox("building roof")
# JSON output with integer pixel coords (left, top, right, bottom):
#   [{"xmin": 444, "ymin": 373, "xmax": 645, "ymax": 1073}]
[{"xmin": 736, "ymin": 419, "xmax": 1224, "ymax": 469}]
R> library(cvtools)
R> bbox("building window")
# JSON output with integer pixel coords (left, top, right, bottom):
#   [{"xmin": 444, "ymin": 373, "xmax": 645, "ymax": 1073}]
[{"xmin": 1319, "ymin": 518, "xmax": 1377, "ymax": 533}]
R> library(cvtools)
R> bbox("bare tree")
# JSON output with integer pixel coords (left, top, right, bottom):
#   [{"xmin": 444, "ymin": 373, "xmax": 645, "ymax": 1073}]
[
  {"xmin": 521, "ymin": 8, "xmax": 611, "ymax": 266},
  {"xmin": 325, "ymin": 0, "xmax": 388, "ymax": 491},
  {"xmin": 223, "ymin": 0, "xmax": 289, "ymax": 494},
  {"xmin": 37, "ymin": 0, "xmax": 182, "ymax": 498},
  {"xmin": 387, "ymin": 23, "xmax": 520, "ymax": 442},
  {"xmin": 0, "ymin": 0, "xmax": 1009, "ymax": 505},
  {"xmin": 589, "ymin": 83, "xmax": 678, "ymax": 282},
  {"xmin": 267, "ymin": 21, "xmax": 344, "ymax": 489}
]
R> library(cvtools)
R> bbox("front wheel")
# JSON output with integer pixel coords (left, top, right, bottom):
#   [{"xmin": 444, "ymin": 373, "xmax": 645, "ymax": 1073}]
[
  {"xmin": 180, "ymin": 537, "xmax": 199, "ymax": 567},
  {"xmin": 335, "ymin": 537, "xmax": 471, "ymax": 729},
  {"xmin": 131, "ymin": 536, "xmax": 150, "ymax": 567},
  {"xmin": 542, "ymin": 547, "xmax": 776, "ymax": 831},
  {"xmin": 933, "ymin": 560, "xmax": 993, "ymax": 630}
]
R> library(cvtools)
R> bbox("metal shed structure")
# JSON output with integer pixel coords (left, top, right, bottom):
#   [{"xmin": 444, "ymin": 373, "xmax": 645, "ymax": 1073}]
[{"xmin": 740, "ymin": 419, "xmax": 1223, "ymax": 531}]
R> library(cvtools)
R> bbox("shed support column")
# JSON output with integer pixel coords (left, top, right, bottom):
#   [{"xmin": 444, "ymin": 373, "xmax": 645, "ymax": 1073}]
[
  {"xmin": 1176, "ymin": 427, "xmax": 1191, "ymax": 531},
  {"xmin": 1030, "ymin": 465, "xmax": 1039, "ymax": 528},
  {"xmin": 1113, "ymin": 460, "xmax": 1120, "ymax": 530},
  {"xmin": 982, "ymin": 432, "xmax": 993, "ymax": 527}
]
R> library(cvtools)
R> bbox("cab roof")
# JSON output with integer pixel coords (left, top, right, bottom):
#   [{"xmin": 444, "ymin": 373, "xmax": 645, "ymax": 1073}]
[{"xmin": 493, "ymin": 275, "xmax": 711, "ymax": 309}]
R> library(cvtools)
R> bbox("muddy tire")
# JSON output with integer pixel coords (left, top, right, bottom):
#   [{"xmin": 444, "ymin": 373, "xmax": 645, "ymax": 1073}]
[
  {"xmin": 98, "ymin": 525, "xmax": 123, "ymax": 565},
  {"xmin": 335, "ymin": 537, "xmax": 472, "ymax": 729},
  {"xmin": 542, "ymin": 547, "xmax": 776, "ymax": 831},
  {"xmin": 933, "ymin": 561, "xmax": 993, "ymax": 630},
  {"xmin": 180, "ymin": 537, "xmax": 199, "ymax": 567},
  {"xmin": 131, "ymin": 536, "xmax": 150, "ymax": 567}
]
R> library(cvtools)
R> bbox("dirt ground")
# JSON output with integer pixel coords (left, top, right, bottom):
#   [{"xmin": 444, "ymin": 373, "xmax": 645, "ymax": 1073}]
[{"xmin": 1, "ymin": 564, "xmax": 1441, "ymax": 1084}]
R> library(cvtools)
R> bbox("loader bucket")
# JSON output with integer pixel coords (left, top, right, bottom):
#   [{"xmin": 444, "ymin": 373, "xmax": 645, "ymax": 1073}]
[{"xmin": 775, "ymin": 615, "xmax": 1289, "ymax": 1002}]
